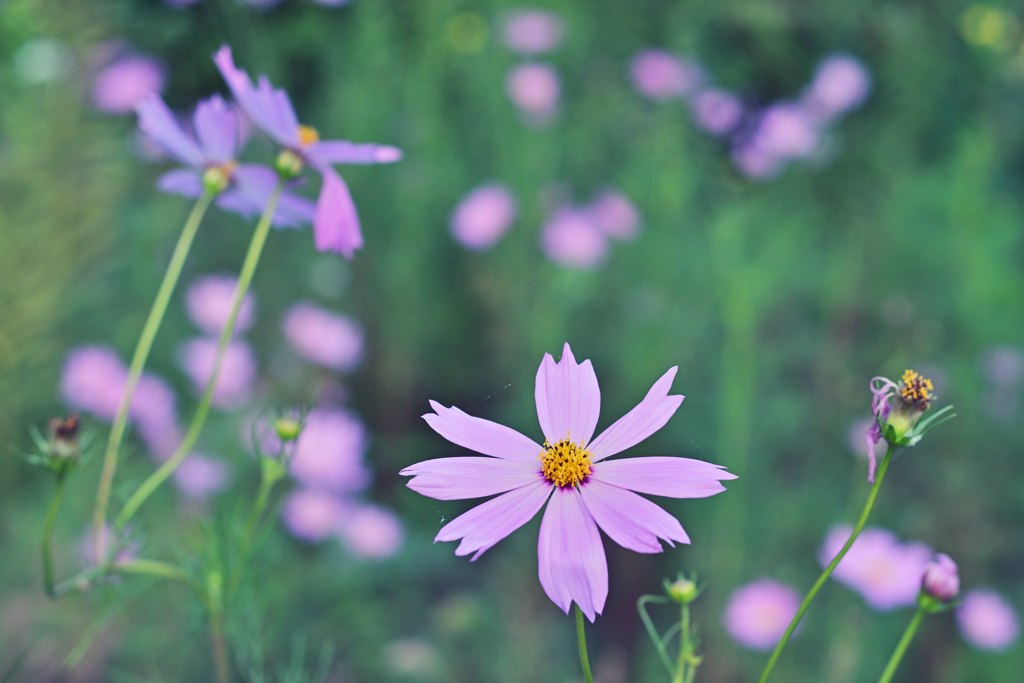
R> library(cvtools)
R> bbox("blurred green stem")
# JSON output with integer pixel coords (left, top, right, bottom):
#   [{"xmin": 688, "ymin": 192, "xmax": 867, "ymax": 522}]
[
  {"xmin": 42, "ymin": 472, "xmax": 67, "ymax": 597},
  {"xmin": 877, "ymin": 605, "xmax": 925, "ymax": 683},
  {"xmin": 211, "ymin": 610, "xmax": 230, "ymax": 683},
  {"xmin": 638, "ymin": 595, "xmax": 675, "ymax": 676},
  {"xmin": 575, "ymin": 605, "xmax": 594, "ymax": 683},
  {"xmin": 673, "ymin": 603, "xmax": 693, "ymax": 683},
  {"xmin": 93, "ymin": 190, "xmax": 215, "ymax": 561},
  {"xmin": 757, "ymin": 444, "xmax": 895, "ymax": 683},
  {"xmin": 115, "ymin": 183, "xmax": 283, "ymax": 530}
]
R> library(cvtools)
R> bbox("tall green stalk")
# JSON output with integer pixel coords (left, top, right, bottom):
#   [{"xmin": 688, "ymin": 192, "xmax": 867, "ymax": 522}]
[
  {"xmin": 877, "ymin": 606, "xmax": 926, "ymax": 683},
  {"xmin": 575, "ymin": 605, "xmax": 594, "ymax": 683},
  {"xmin": 757, "ymin": 445, "xmax": 896, "ymax": 683},
  {"xmin": 93, "ymin": 190, "xmax": 215, "ymax": 560},
  {"xmin": 42, "ymin": 473, "xmax": 67, "ymax": 597}
]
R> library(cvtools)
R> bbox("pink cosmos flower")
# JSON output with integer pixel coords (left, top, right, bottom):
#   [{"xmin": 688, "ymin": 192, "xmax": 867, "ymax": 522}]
[
  {"xmin": 92, "ymin": 54, "xmax": 165, "ymax": 114},
  {"xmin": 501, "ymin": 9, "xmax": 565, "ymax": 55},
  {"xmin": 957, "ymin": 588, "xmax": 1021, "ymax": 651},
  {"xmin": 747, "ymin": 103, "xmax": 820, "ymax": 161},
  {"xmin": 541, "ymin": 209, "xmax": 609, "ymax": 270},
  {"xmin": 290, "ymin": 409, "xmax": 370, "ymax": 493},
  {"xmin": 179, "ymin": 338, "xmax": 257, "ymax": 409},
  {"xmin": 186, "ymin": 274, "xmax": 257, "ymax": 335},
  {"xmin": 450, "ymin": 183, "xmax": 518, "ymax": 251},
  {"xmin": 401, "ymin": 343, "xmax": 736, "ymax": 621},
  {"xmin": 587, "ymin": 190, "xmax": 641, "ymax": 242},
  {"xmin": 819, "ymin": 525, "xmax": 932, "ymax": 610},
  {"xmin": 691, "ymin": 88, "xmax": 744, "ymax": 136},
  {"xmin": 214, "ymin": 45, "xmax": 402, "ymax": 258},
  {"xmin": 802, "ymin": 55, "xmax": 871, "ymax": 122},
  {"xmin": 282, "ymin": 302, "xmax": 364, "ymax": 372},
  {"xmin": 172, "ymin": 453, "xmax": 232, "ymax": 498},
  {"xmin": 282, "ymin": 488, "xmax": 346, "ymax": 542},
  {"xmin": 506, "ymin": 63, "xmax": 561, "ymax": 119},
  {"xmin": 629, "ymin": 50, "xmax": 703, "ymax": 102},
  {"xmin": 337, "ymin": 503, "xmax": 404, "ymax": 559},
  {"xmin": 722, "ymin": 579, "xmax": 801, "ymax": 651}
]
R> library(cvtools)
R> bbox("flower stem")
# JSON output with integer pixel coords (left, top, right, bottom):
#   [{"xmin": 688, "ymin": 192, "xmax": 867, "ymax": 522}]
[
  {"xmin": 673, "ymin": 603, "xmax": 688, "ymax": 683},
  {"xmin": 42, "ymin": 473, "xmax": 67, "ymax": 597},
  {"xmin": 211, "ymin": 609, "xmax": 230, "ymax": 683},
  {"xmin": 238, "ymin": 470, "xmax": 275, "ymax": 562},
  {"xmin": 93, "ymin": 190, "xmax": 214, "ymax": 561},
  {"xmin": 575, "ymin": 604, "xmax": 594, "ymax": 683},
  {"xmin": 756, "ymin": 444, "xmax": 895, "ymax": 683},
  {"xmin": 638, "ymin": 595, "xmax": 675, "ymax": 676},
  {"xmin": 877, "ymin": 606, "xmax": 926, "ymax": 683},
  {"xmin": 115, "ymin": 184, "xmax": 283, "ymax": 530}
]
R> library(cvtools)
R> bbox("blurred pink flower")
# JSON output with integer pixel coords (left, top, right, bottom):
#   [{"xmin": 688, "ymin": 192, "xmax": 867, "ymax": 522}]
[
  {"xmin": 979, "ymin": 346, "xmax": 1024, "ymax": 386},
  {"xmin": 587, "ymin": 190, "xmax": 641, "ymax": 242},
  {"xmin": 731, "ymin": 143, "xmax": 782, "ymax": 181},
  {"xmin": 172, "ymin": 453, "xmax": 232, "ymax": 499},
  {"xmin": 749, "ymin": 103, "xmax": 820, "ymax": 161},
  {"xmin": 61, "ymin": 346, "xmax": 129, "ymax": 420},
  {"xmin": 132, "ymin": 374, "xmax": 181, "ymax": 458},
  {"xmin": 450, "ymin": 183, "xmax": 518, "ymax": 250},
  {"xmin": 186, "ymin": 275, "xmax": 257, "ymax": 336},
  {"xmin": 629, "ymin": 50, "xmax": 702, "ymax": 101},
  {"xmin": 179, "ymin": 338, "xmax": 257, "ymax": 409},
  {"xmin": 290, "ymin": 409, "xmax": 370, "ymax": 493},
  {"xmin": 92, "ymin": 54, "xmax": 165, "ymax": 114},
  {"xmin": 502, "ymin": 9, "xmax": 565, "ymax": 55},
  {"xmin": 819, "ymin": 525, "xmax": 932, "ymax": 610},
  {"xmin": 541, "ymin": 208, "xmax": 608, "ymax": 270},
  {"xmin": 691, "ymin": 88, "xmax": 743, "ymax": 135},
  {"xmin": 506, "ymin": 63, "xmax": 560, "ymax": 119},
  {"xmin": 282, "ymin": 302, "xmax": 365, "ymax": 372},
  {"xmin": 957, "ymin": 589, "xmax": 1021, "ymax": 651},
  {"xmin": 282, "ymin": 488, "xmax": 345, "ymax": 542},
  {"xmin": 80, "ymin": 524, "xmax": 137, "ymax": 568},
  {"xmin": 802, "ymin": 55, "xmax": 871, "ymax": 122},
  {"xmin": 722, "ymin": 579, "xmax": 801, "ymax": 651},
  {"xmin": 337, "ymin": 503, "xmax": 404, "ymax": 559}
]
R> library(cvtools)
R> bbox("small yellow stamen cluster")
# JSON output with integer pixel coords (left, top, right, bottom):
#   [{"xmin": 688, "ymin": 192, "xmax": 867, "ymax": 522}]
[
  {"xmin": 539, "ymin": 435, "xmax": 593, "ymax": 488},
  {"xmin": 298, "ymin": 124, "xmax": 320, "ymax": 147},
  {"xmin": 900, "ymin": 369, "xmax": 934, "ymax": 409}
]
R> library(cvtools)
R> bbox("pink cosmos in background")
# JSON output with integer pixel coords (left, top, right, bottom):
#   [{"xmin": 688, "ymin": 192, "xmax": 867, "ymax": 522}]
[
  {"xmin": 541, "ymin": 209, "xmax": 609, "ymax": 271},
  {"xmin": 819, "ymin": 525, "xmax": 932, "ymax": 610},
  {"xmin": 402, "ymin": 343, "xmax": 735, "ymax": 621},
  {"xmin": 979, "ymin": 346, "xmax": 1024, "ymax": 386},
  {"xmin": 691, "ymin": 89, "xmax": 744, "ymax": 136},
  {"xmin": 282, "ymin": 488, "xmax": 346, "ymax": 542},
  {"xmin": 722, "ymin": 579, "xmax": 801, "ymax": 651},
  {"xmin": 337, "ymin": 503, "xmax": 404, "ymax": 559},
  {"xmin": 179, "ymin": 338, "xmax": 258, "ymax": 409},
  {"xmin": 506, "ymin": 63, "xmax": 561, "ymax": 119},
  {"xmin": 732, "ymin": 103, "xmax": 819, "ymax": 180},
  {"xmin": 290, "ymin": 409, "xmax": 370, "ymax": 492},
  {"xmin": 92, "ymin": 54, "xmax": 165, "ymax": 114},
  {"xmin": 587, "ymin": 190, "xmax": 641, "ymax": 242},
  {"xmin": 282, "ymin": 302, "xmax": 365, "ymax": 372},
  {"xmin": 802, "ymin": 55, "xmax": 871, "ymax": 123},
  {"xmin": 80, "ymin": 524, "xmax": 137, "ymax": 568},
  {"xmin": 957, "ymin": 588, "xmax": 1021, "ymax": 651},
  {"xmin": 501, "ymin": 9, "xmax": 565, "ymax": 55},
  {"xmin": 846, "ymin": 417, "xmax": 874, "ymax": 458},
  {"xmin": 629, "ymin": 50, "xmax": 703, "ymax": 101},
  {"xmin": 172, "ymin": 453, "xmax": 232, "ymax": 499},
  {"xmin": 186, "ymin": 275, "xmax": 257, "ymax": 336},
  {"xmin": 450, "ymin": 183, "xmax": 518, "ymax": 251}
]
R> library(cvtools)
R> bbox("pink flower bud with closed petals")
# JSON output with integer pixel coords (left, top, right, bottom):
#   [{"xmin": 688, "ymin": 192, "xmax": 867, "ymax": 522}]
[{"xmin": 921, "ymin": 554, "xmax": 959, "ymax": 602}]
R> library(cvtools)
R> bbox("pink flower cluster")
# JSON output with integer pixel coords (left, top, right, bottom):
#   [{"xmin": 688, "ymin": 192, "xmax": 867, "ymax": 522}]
[
  {"xmin": 722, "ymin": 579, "xmax": 801, "ymax": 650},
  {"xmin": 540, "ymin": 189, "xmax": 642, "ymax": 270}
]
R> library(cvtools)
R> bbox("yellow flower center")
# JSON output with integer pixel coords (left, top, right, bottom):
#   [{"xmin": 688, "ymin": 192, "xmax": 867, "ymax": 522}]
[
  {"xmin": 539, "ymin": 435, "xmax": 593, "ymax": 488},
  {"xmin": 298, "ymin": 124, "xmax": 320, "ymax": 147},
  {"xmin": 899, "ymin": 369, "xmax": 934, "ymax": 409}
]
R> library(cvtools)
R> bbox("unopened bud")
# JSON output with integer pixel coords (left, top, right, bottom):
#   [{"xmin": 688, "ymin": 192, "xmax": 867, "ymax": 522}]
[
  {"xmin": 921, "ymin": 554, "xmax": 960, "ymax": 603},
  {"xmin": 664, "ymin": 573, "xmax": 700, "ymax": 604},
  {"xmin": 274, "ymin": 149, "xmax": 305, "ymax": 180},
  {"xmin": 202, "ymin": 162, "xmax": 236, "ymax": 194},
  {"xmin": 274, "ymin": 416, "xmax": 302, "ymax": 442},
  {"xmin": 48, "ymin": 414, "xmax": 80, "ymax": 461}
]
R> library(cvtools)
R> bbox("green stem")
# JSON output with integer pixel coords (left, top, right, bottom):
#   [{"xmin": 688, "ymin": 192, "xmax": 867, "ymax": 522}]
[
  {"xmin": 93, "ymin": 191, "xmax": 214, "ymax": 562},
  {"xmin": 757, "ymin": 445, "xmax": 895, "ymax": 683},
  {"xmin": 638, "ymin": 595, "xmax": 675, "ymax": 677},
  {"xmin": 239, "ymin": 472, "xmax": 274, "ymax": 562},
  {"xmin": 877, "ymin": 607, "xmax": 926, "ymax": 683},
  {"xmin": 113, "ymin": 558, "xmax": 198, "ymax": 589},
  {"xmin": 673, "ymin": 603, "xmax": 688, "ymax": 683},
  {"xmin": 42, "ymin": 473, "xmax": 67, "ymax": 597},
  {"xmin": 211, "ymin": 610, "xmax": 231, "ymax": 683},
  {"xmin": 575, "ymin": 604, "xmax": 594, "ymax": 683},
  {"xmin": 115, "ymin": 184, "xmax": 283, "ymax": 530}
]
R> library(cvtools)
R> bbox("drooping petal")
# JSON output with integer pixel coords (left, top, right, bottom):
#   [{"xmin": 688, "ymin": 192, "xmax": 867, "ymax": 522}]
[
  {"xmin": 589, "ymin": 366, "xmax": 684, "ymax": 462},
  {"xmin": 305, "ymin": 140, "xmax": 403, "ymax": 167},
  {"xmin": 591, "ymin": 456, "xmax": 736, "ymax": 498},
  {"xmin": 193, "ymin": 94, "xmax": 238, "ymax": 164},
  {"xmin": 401, "ymin": 457, "xmax": 543, "ymax": 500},
  {"xmin": 435, "ymin": 478, "xmax": 552, "ymax": 561},
  {"xmin": 313, "ymin": 167, "xmax": 363, "ymax": 258},
  {"xmin": 538, "ymin": 486, "xmax": 608, "ymax": 622},
  {"xmin": 534, "ymin": 343, "xmax": 601, "ymax": 445},
  {"xmin": 579, "ymin": 478, "xmax": 689, "ymax": 553},
  {"xmin": 157, "ymin": 168, "xmax": 203, "ymax": 197},
  {"xmin": 213, "ymin": 45, "xmax": 299, "ymax": 147},
  {"xmin": 137, "ymin": 94, "xmax": 204, "ymax": 167},
  {"xmin": 423, "ymin": 400, "xmax": 543, "ymax": 463}
]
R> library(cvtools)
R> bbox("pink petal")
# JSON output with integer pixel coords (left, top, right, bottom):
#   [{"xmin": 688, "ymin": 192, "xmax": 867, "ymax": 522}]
[
  {"xmin": 592, "ymin": 456, "xmax": 736, "ymax": 498},
  {"xmin": 579, "ymin": 478, "xmax": 689, "ymax": 553},
  {"xmin": 435, "ymin": 479, "xmax": 552, "ymax": 560},
  {"xmin": 157, "ymin": 168, "xmax": 203, "ymax": 197},
  {"xmin": 537, "ymin": 486, "xmax": 608, "ymax": 622},
  {"xmin": 314, "ymin": 167, "xmax": 363, "ymax": 258},
  {"xmin": 589, "ymin": 366, "xmax": 684, "ymax": 462},
  {"xmin": 423, "ymin": 400, "xmax": 543, "ymax": 463},
  {"xmin": 400, "ymin": 457, "xmax": 543, "ymax": 500},
  {"xmin": 534, "ymin": 343, "xmax": 601, "ymax": 446},
  {"xmin": 193, "ymin": 94, "xmax": 237, "ymax": 164},
  {"xmin": 306, "ymin": 140, "xmax": 403, "ymax": 166}
]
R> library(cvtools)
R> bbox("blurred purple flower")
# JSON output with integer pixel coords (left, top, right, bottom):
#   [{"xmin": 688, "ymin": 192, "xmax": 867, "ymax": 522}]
[
  {"xmin": 731, "ymin": 143, "xmax": 783, "ymax": 181},
  {"xmin": 819, "ymin": 525, "xmax": 932, "ymax": 610},
  {"xmin": 722, "ymin": 579, "xmax": 801, "ymax": 651},
  {"xmin": 214, "ymin": 45, "xmax": 402, "ymax": 258},
  {"xmin": 506, "ymin": 63, "xmax": 561, "ymax": 120},
  {"xmin": 401, "ymin": 343, "xmax": 735, "ymax": 622},
  {"xmin": 587, "ymin": 190, "xmax": 641, "ymax": 242},
  {"xmin": 186, "ymin": 274, "xmax": 257, "ymax": 336},
  {"xmin": 691, "ymin": 88, "xmax": 744, "ymax": 136},
  {"xmin": 957, "ymin": 589, "xmax": 1021, "ymax": 651},
  {"xmin": 541, "ymin": 208, "xmax": 609, "ymax": 270},
  {"xmin": 92, "ymin": 54, "xmax": 165, "ymax": 114},
  {"xmin": 921, "ymin": 554, "xmax": 959, "ymax": 602},
  {"xmin": 80, "ymin": 524, "xmax": 137, "ymax": 568},
  {"xmin": 172, "ymin": 453, "xmax": 232, "ymax": 498},
  {"xmin": 979, "ymin": 346, "xmax": 1024, "ymax": 386},
  {"xmin": 629, "ymin": 50, "xmax": 703, "ymax": 102},
  {"xmin": 802, "ymin": 55, "xmax": 871, "ymax": 122},
  {"xmin": 179, "ymin": 338, "xmax": 257, "ymax": 409},
  {"xmin": 748, "ymin": 103, "xmax": 820, "ymax": 161},
  {"xmin": 61, "ymin": 346, "xmax": 129, "ymax": 420},
  {"xmin": 282, "ymin": 488, "xmax": 345, "ymax": 542},
  {"xmin": 337, "ymin": 503, "xmax": 404, "ymax": 559},
  {"xmin": 290, "ymin": 408, "xmax": 370, "ymax": 493},
  {"xmin": 501, "ymin": 9, "xmax": 565, "ymax": 55},
  {"xmin": 450, "ymin": 183, "xmax": 518, "ymax": 251},
  {"xmin": 282, "ymin": 302, "xmax": 365, "ymax": 372}
]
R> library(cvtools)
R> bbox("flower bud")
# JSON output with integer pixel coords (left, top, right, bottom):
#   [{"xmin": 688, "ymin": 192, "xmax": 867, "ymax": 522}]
[
  {"xmin": 202, "ymin": 162, "xmax": 235, "ymax": 194},
  {"xmin": 921, "ymin": 554, "xmax": 960, "ymax": 603},
  {"xmin": 48, "ymin": 414, "xmax": 81, "ymax": 461},
  {"xmin": 274, "ymin": 416, "xmax": 302, "ymax": 442},
  {"xmin": 274, "ymin": 149, "xmax": 305, "ymax": 180},
  {"xmin": 664, "ymin": 573, "xmax": 701, "ymax": 604}
]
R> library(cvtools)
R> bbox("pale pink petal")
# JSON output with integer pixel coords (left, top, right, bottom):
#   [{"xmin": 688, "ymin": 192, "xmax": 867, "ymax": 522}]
[
  {"xmin": 538, "ymin": 486, "xmax": 608, "ymax": 622},
  {"xmin": 306, "ymin": 140, "xmax": 402, "ymax": 166},
  {"xmin": 591, "ymin": 457, "xmax": 735, "ymax": 498},
  {"xmin": 423, "ymin": 400, "xmax": 543, "ymax": 463},
  {"xmin": 434, "ymin": 479, "xmax": 552, "ymax": 561},
  {"xmin": 579, "ymin": 478, "xmax": 689, "ymax": 553},
  {"xmin": 401, "ymin": 457, "xmax": 543, "ymax": 500},
  {"xmin": 534, "ymin": 343, "xmax": 601, "ymax": 445},
  {"xmin": 588, "ymin": 366, "xmax": 684, "ymax": 462},
  {"xmin": 313, "ymin": 167, "xmax": 363, "ymax": 258}
]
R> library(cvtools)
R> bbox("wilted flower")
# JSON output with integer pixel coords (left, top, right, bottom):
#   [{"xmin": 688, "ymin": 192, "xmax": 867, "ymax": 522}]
[
  {"xmin": 506, "ymin": 62, "xmax": 561, "ymax": 119},
  {"xmin": 282, "ymin": 302, "xmax": 364, "ymax": 372},
  {"xmin": 501, "ymin": 9, "xmax": 565, "ymax": 55},
  {"xmin": 629, "ymin": 50, "xmax": 703, "ymax": 101},
  {"xmin": 921, "ymin": 553, "xmax": 960, "ymax": 604},
  {"xmin": 541, "ymin": 208, "xmax": 609, "ymax": 270},
  {"xmin": 820, "ymin": 525, "xmax": 932, "ymax": 610},
  {"xmin": 957, "ymin": 589, "xmax": 1021, "ymax": 651},
  {"xmin": 290, "ymin": 409, "xmax": 370, "ymax": 493},
  {"xmin": 92, "ymin": 54, "xmax": 165, "ymax": 114},
  {"xmin": 186, "ymin": 274, "xmax": 257, "ymax": 336},
  {"xmin": 450, "ymin": 183, "xmax": 518, "ymax": 251},
  {"xmin": 337, "ymin": 503, "xmax": 404, "ymax": 559},
  {"xmin": 401, "ymin": 343, "xmax": 735, "ymax": 621},
  {"xmin": 723, "ymin": 579, "xmax": 801, "ymax": 651},
  {"xmin": 179, "ymin": 338, "xmax": 258, "ymax": 409}
]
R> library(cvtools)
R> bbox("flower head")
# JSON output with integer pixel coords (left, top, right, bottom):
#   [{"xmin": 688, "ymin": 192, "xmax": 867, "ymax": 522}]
[
  {"xmin": 723, "ymin": 579, "xmax": 801, "ymax": 651},
  {"xmin": 450, "ymin": 183, "xmax": 518, "ymax": 251},
  {"xmin": 921, "ymin": 553, "xmax": 960, "ymax": 604},
  {"xmin": 92, "ymin": 54, "xmax": 165, "ymax": 114},
  {"xmin": 282, "ymin": 302, "xmax": 364, "ymax": 372},
  {"xmin": 629, "ymin": 50, "xmax": 703, "ymax": 101},
  {"xmin": 820, "ymin": 525, "xmax": 932, "ymax": 610},
  {"xmin": 401, "ymin": 343, "xmax": 735, "ymax": 621},
  {"xmin": 501, "ymin": 9, "xmax": 565, "ymax": 55},
  {"xmin": 186, "ymin": 274, "xmax": 257, "ymax": 336},
  {"xmin": 957, "ymin": 588, "xmax": 1021, "ymax": 651}
]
